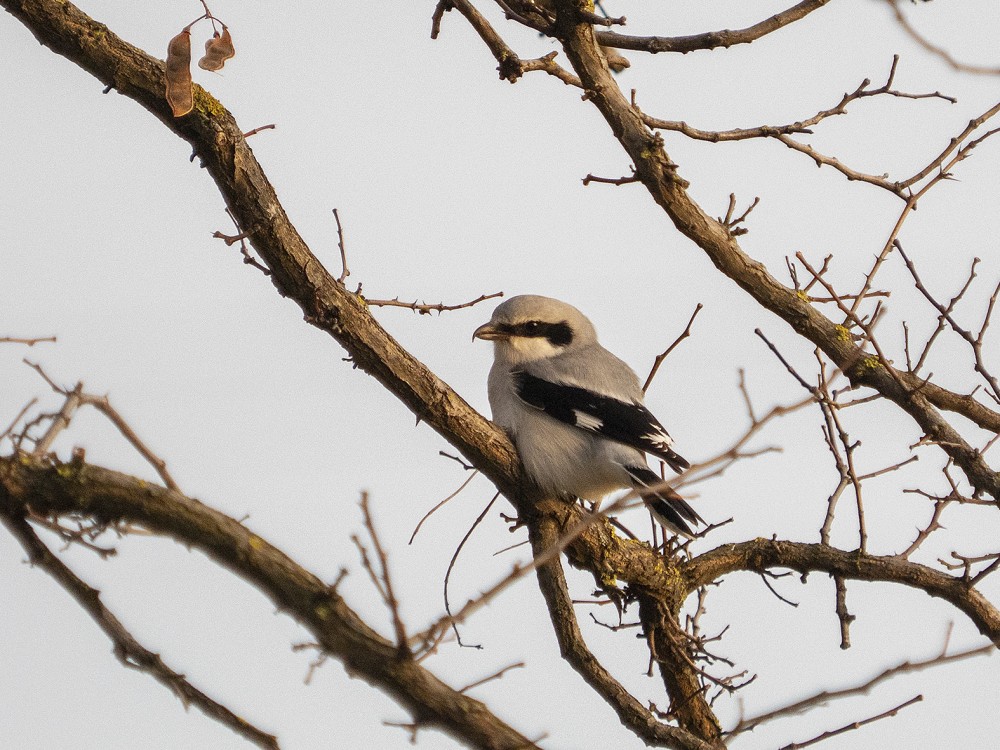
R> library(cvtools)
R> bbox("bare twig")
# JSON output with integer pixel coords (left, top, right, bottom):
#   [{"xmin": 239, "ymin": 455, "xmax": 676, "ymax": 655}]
[
  {"xmin": 0, "ymin": 336, "xmax": 57, "ymax": 346},
  {"xmin": 355, "ymin": 492, "xmax": 410, "ymax": 655},
  {"xmin": 939, "ymin": 551, "xmax": 1000, "ymax": 586},
  {"xmin": 430, "ymin": 0, "xmax": 452, "ymax": 39},
  {"xmin": 243, "ymin": 123, "xmax": 276, "ymax": 138},
  {"xmin": 458, "ymin": 661, "xmax": 525, "ymax": 693},
  {"xmin": 887, "ymin": 0, "xmax": 1000, "ymax": 76},
  {"xmin": 409, "ymin": 470, "xmax": 480, "ymax": 544},
  {"xmin": 754, "ymin": 330, "xmax": 816, "ymax": 394},
  {"xmin": 439, "ymin": 492, "xmax": 501, "ymax": 651},
  {"xmin": 582, "ymin": 172, "xmax": 640, "ymax": 187},
  {"xmin": 591, "ymin": 0, "xmax": 834, "ymax": 55},
  {"xmin": 642, "ymin": 56, "xmax": 954, "ymax": 197},
  {"xmin": 444, "ymin": 0, "xmax": 582, "ymax": 86},
  {"xmin": 362, "ymin": 291, "xmax": 503, "ymax": 315},
  {"xmin": 643, "ymin": 304, "xmax": 703, "ymax": 392},
  {"xmin": 213, "ymin": 207, "xmax": 272, "ymax": 276},
  {"xmin": 31, "ymin": 381, "xmax": 83, "ymax": 457},
  {"xmin": 439, "ymin": 451, "xmax": 476, "ymax": 471},
  {"xmin": 677, "ymin": 379, "xmax": 811, "ymax": 490},
  {"xmin": 28, "ymin": 510, "xmax": 119, "ymax": 558},
  {"xmin": 24, "ymin": 362, "xmax": 180, "ymax": 491},
  {"xmin": 719, "ymin": 194, "xmax": 760, "ymax": 236},
  {"xmin": 898, "ymin": 495, "xmax": 951, "ymax": 559},
  {"xmin": 729, "ymin": 639, "xmax": 993, "ymax": 737},
  {"xmin": 1, "ymin": 398, "xmax": 38, "ymax": 442},
  {"xmin": 332, "ymin": 207, "xmax": 350, "ymax": 283},
  {"xmin": 79, "ymin": 393, "xmax": 180, "ymax": 491},
  {"xmin": 291, "ymin": 641, "xmax": 331, "ymax": 686},
  {"xmin": 777, "ymin": 695, "xmax": 922, "ymax": 750},
  {"xmin": 851, "ymin": 106, "xmax": 1000, "ymax": 318},
  {"xmin": 795, "ymin": 253, "xmax": 900, "ymax": 394},
  {"xmin": 0, "ymin": 507, "xmax": 280, "ymax": 749},
  {"xmin": 898, "ymin": 243, "xmax": 1000, "ymax": 405},
  {"xmin": 759, "ymin": 571, "xmax": 799, "ymax": 608},
  {"xmin": 833, "ymin": 576, "xmax": 856, "ymax": 650},
  {"xmin": 857, "ymin": 455, "xmax": 919, "ymax": 481}
]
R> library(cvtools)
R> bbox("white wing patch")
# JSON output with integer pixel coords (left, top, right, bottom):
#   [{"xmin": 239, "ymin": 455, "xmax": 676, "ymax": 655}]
[
  {"xmin": 643, "ymin": 429, "xmax": 673, "ymax": 448},
  {"xmin": 573, "ymin": 410, "xmax": 604, "ymax": 431}
]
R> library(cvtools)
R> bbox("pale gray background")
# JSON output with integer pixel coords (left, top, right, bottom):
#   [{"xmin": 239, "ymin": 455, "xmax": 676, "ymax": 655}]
[{"xmin": 2, "ymin": 2, "xmax": 999, "ymax": 748}]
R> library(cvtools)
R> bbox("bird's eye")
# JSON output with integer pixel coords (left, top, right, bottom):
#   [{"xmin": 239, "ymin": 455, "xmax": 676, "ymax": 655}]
[{"xmin": 524, "ymin": 321, "xmax": 540, "ymax": 332}]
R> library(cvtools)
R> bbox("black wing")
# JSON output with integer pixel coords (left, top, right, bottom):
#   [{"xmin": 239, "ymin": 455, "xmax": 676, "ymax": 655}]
[{"xmin": 513, "ymin": 371, "xmax": 690, "ymax": 473}]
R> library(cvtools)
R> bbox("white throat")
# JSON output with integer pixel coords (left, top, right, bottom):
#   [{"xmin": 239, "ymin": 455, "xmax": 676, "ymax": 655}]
[{"xmin": 494, "ymin": 336, "xmax": 567, "ymax": 367}]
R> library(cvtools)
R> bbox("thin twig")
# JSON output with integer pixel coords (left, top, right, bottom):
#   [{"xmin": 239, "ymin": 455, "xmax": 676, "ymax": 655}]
[
  {"xmin": 357, "ymin": 492, "xmax": 410, "ymax": 655},
  {"xmin": 1, "ymin": 398, "xmax": 38, "ymax": 442},
  {"xmin": 0, "ymin": 507, "xmax": 280, "ymax": 749},
  {"xmin": 777, "ymin": 695, "xmax": 922, "ymax": 750},
  {"xmin": 363, "ymin": 291, "xmax": 503, "ymax": 315},
  {"xmin": 333, "ymin": 208, "xmax": 349, "ymax": 283},
  {"xmin": 642, "ymin": 56, "xmax": 954, "ymax": 197},
  {"xmin": 898, "ymin": 243, "xmax": 1000, "ymax": 405},
  {"xmin": 898, "ymin": 496, "xmax": 951, "ymax": 558},
  {"xmin": 243, "ymin": 123, "xmax": 276, "ymax": 139},
  {"xmin": 24, "ymin": 362, "xmax": 180, "ymax": 491},
  {"xmin": 643, "ymin": 304, "xmax": 703, "ymax": 392},
  {"xmin": 851, "ymin": 105, "xmax": 1000, "ymax": 315},
  {"xmin": 31, "ymin": 381, "xmax": 83, "ymax": 456},
  {"xmin": 753, "ymin": 330, "xmax": 816, "ymax": 394},
  {"xmin": 439, "ymin": 492, "xmax": 501, "ymax": 651},
  {"xmin": 409, "ymin": 470, "xmax": 479, "ymax": 544},
  {"xmin": 582, "ymin": 172, "xmax": 640, "ymax": 187},
  {"xmin": 887, "ymin": 0, "xmax": 1000, "ymax": 76},
  {"xmin": 730, "ymin": 640, "xmax": 993, "ymax": 737},
  {"xmin": 591, "ymin": 0, "xmax": 835, "ymax": 55},
  {"xmin": 79, "ymin": 393, "xmax": 180, "ymax": 491},
  {"xmin": 0, "ymin": 336, "xmax": 57, "ymax": 346},
  {"xmin": 213, "ymin": 207, "xmax": 272, "ymax": 276},
  {"xmin": 458, "ymin": 661, "xmax": 525, "ymax": 693}
]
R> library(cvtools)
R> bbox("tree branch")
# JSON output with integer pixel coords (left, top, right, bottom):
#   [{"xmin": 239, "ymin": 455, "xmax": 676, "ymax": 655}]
[
  {"xmin": 0, "ymin": 0, "xmax": 525, "ymax": 501},
  {"xmin": 0, "ymin": 454, "xmax": 540, "ymax": 750},
  {"xmin": 0, "ymin": 501, "xmax": 279, "ymax": 750},
  {"xmin": 545, "ymin": 0, "xmax": 1000, "ymax": 501},
  {"xmin": 683, "ymin": 539, "xmax": 1000, "ymax": 643},
  {"xmin": 527, "ymin": 504, "xmax": 720, "ymax": 750},
  {"xmin": 592, "ymin": 0, "xmax": 833, "ymax": 55}
]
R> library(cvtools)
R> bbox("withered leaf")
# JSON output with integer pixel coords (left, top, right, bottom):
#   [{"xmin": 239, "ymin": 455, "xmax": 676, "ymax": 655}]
[
  {"xmin": 198, "ymin": 27, "xmax": 235, "ymax": 72},
  {"xmin": 165, "ymin": 29, "xmax": 193, "ymax": 117}
]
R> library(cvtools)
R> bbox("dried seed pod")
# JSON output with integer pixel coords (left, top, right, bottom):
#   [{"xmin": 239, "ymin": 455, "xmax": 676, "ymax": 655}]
[
  {"xmin": 165, "ymin": 29, "xmax": 193, "ymax": 117},
  {"xmin": 198, "ymin": 27, "xmax": 235, "ymax": 72}
]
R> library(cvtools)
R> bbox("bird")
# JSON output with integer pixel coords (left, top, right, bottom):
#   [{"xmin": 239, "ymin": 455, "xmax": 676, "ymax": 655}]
[{"xmin": 474, "ymin": 294, "xmax": 703, "ymax": 537}]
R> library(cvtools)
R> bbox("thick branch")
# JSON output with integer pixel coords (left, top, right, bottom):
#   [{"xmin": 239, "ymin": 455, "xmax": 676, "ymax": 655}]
[
  {"xmin": 683, "ymin": 539, "xmax": 1000, "ymax": 643},
  {"xmin": 0, "ymin": 455, "xmax": 539, "ymax": 750},
  {"xmin": 527, "ymin": 500, "xmax": 720, "ymax": 750},
  {"xmin": 0, "ymin": 503, "xmax": 279, "ymax": 749},
  {"xmin": 0, "ymin": 8, "xmax": 757, "ymax": 745},
  {"xmin": 592, "ymin": 0, "xmax": 832, "ymax": 55},
  {"xmin": 547, "ymin": 1, "xmax": 1000, "ymax": 500},
  {"xmin": 8, "ymin": 3, "xmax": 999, "ymax": 745},
  {"xmin": 0, "ymin": 0, "xmax": 522, "ymax": 501}
]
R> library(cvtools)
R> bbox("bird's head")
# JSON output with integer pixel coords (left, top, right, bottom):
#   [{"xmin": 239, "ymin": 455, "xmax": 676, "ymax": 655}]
[{"xmin": 474, "ymin": 295, "xmax": 597, "ymax": 365}]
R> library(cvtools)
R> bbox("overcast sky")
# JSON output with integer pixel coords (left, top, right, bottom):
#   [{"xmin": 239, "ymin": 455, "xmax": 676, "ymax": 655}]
[{"xmin": 3, "ymin": 2, "xmax": 999, "ymax": 748}]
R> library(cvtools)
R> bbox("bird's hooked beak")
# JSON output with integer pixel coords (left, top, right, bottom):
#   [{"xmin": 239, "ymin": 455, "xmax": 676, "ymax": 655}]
[{"xmin": 473, "ymin": 322, "xmax": 508, "ymax": 342}]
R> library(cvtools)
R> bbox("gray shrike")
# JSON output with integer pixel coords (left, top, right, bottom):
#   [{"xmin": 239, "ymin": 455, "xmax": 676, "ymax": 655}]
[{"xmin": 474, "ymin": 294, "xmax": 703, "ymax": 537}]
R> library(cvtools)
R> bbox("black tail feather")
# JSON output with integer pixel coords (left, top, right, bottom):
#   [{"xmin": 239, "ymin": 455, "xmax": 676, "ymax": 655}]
[
  {"xmin": 661, "ymin": 448, "xmax": 690, "ymax": 474},
  {"xmin": 622, "ymin": 464, "xmax": 703, "ymax": 538}
]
